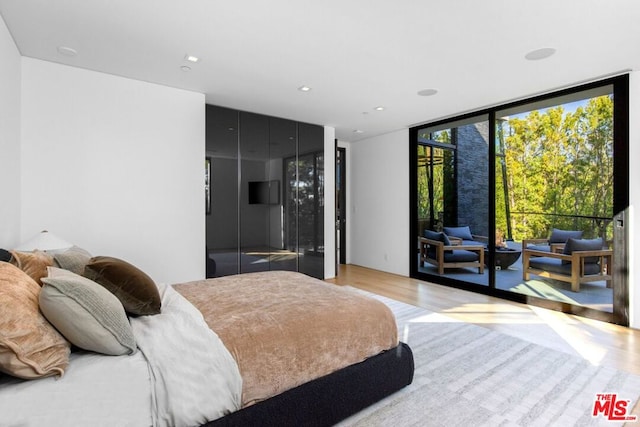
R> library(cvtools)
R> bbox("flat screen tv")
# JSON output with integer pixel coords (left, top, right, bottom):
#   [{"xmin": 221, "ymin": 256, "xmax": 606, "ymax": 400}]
[{"xmin": 248, "ymin": 180, "xmax": 280, "ymax": 205}]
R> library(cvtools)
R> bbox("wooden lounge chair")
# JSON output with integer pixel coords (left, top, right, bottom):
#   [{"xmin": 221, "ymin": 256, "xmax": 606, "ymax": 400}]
[
  {"xmin": 419, "ymin": 230, "xmax": 484, "ymax": 275},
  {"xmin": 522, "ymin": 228, "xmax": 583, "ymax": 253},
  {"xmin": 522, "ymin": 237, "xmax": 612, "ymax": 292}
]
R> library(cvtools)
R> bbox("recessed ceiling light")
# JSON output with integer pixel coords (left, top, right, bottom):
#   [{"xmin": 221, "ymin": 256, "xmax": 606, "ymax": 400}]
[
  {"xmin": 185, "ymin": 55, "xmax": 199, "ymax": 63},
  {"xmin": 417, "ymin": 88, "xmax": 438, "ymax": 97},
  {"xmin": 374, "ymin": 106, "xmax": 385, "ymax": 111},
  {"xmin": 298, "ymin": 86, "xmax": 312, "ymax": 92},
  {"xmin": 57, "ymin": 46, "xmax": 77, "ymax": 57},
  {"xmin": 525, "ymin": 47, "xmax": 556, "ymax": 61},
  {"xmin": 354, "ymin": 130, "xmax": 364, "ymax": 134},
  {"xmin": 180, "ymin": 65, "xmax": 192, "ymax": 72}
]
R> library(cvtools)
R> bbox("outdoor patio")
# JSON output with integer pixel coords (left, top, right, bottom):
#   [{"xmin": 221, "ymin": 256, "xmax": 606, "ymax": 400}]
[{"xmin": 417, "ymin": 240, "xmax": 613, "ymax": 313}]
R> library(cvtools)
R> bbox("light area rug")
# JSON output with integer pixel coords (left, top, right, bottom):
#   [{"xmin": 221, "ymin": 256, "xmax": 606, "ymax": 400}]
[{"xmin": 338, "ymin": 288, "xmax": 640, "ymax": 427}]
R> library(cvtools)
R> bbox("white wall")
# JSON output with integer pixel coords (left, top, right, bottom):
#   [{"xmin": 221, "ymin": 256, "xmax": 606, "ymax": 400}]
[
  {"xmin": 0, "ymin": 15, "xmax": 21, "ymax": 248},
  {"xmin": 349, "ymin": 129, "xmax": 409, "ymax": 276},
  {"xmin": 629, "ymin": 71, "xmax": 639, "ymax": 329},
  {"xmin": 20, "ymin": 58, "xmax": 205, "ymax": 284},
  {"xmin": 324, "ymin": 126, "xmax": 336, "ymax": 279}
]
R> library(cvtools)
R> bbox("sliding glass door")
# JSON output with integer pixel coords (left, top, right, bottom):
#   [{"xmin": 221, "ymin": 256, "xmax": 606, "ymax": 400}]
[
  {"xmin": 495, "ymin": 85, "xmax": 616, "ymax": 313},
  {"xmin": 416, "ymin": 116, "xmax": 489, "ymax": 287},
  {"xmin": 410, "ymin": 75, "xmax": 629, "ymax": 325}
]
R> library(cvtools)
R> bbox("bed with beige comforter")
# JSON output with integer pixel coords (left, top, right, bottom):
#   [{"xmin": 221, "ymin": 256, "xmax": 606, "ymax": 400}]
[{"xmin": 174, "ymin": 270, "xmax": 399, "ymax": 408}]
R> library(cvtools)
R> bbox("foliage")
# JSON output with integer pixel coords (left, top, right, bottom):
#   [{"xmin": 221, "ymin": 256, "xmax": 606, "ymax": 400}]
[
  {"xmin": 417, "ymin": 130, "xmax": 452, "ymax": 231},
  {"xmin": 502, "ymin": 95, "xmax": 614, "ymax": 240},
  {"xmin": 418, "ymin": 95, "xmax": 614, "ymax": 241}
]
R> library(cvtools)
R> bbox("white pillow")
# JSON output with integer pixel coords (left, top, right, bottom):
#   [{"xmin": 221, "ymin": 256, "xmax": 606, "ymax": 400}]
[{"xmin": 40, "ymin": 268, "xmax": 137, "ymax": 356}]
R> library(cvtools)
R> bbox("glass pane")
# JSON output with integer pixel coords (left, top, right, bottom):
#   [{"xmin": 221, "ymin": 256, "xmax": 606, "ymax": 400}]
[
  {"xmin": 297, "ymin": 123, "xmax": 325, "ymax": 279},
  {"xmin": 239, "ymin": 112, "xmax": 270, "ymax": 274},
  {"xmin": 496, "ymin": 87, "xmax": 614, "ymax": 312},
  {"xmin": 206, "ymin": 106, "xmax": 239, "ymax": 277},
  {"xmin": 268, "ymin": 118, "xmax": 298, "ymax": 272},
  {"xmin": 417, "ymin": 116, "xmax": 489, "ymax": 286}
]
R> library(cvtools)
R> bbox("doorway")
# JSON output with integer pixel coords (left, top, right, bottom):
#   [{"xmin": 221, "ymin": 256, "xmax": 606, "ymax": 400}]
[{"xmin": 336, "ymin": 146, "xmax": 346, "ymax": 267}]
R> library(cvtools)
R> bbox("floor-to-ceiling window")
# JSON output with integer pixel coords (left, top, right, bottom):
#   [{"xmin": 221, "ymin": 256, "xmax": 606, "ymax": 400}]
[{"xmin": 410, "ymin": 75, "xmax": 629, "ymax": 325}]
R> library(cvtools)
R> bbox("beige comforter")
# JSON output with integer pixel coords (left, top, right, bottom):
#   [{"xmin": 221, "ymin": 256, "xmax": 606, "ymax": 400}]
[{"xmin": 174, "ymin": 270, "xmax": 398, "ymax": 407}]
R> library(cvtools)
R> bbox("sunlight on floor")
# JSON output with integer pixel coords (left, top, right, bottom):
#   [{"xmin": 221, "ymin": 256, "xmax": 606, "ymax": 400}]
[
  {"xmin": 529, "ymin": 305, "xmax": 608, "ymax": 366},
  {"xmin": 509, "ymin": 279, "xmax": 580, "ymax": 304},
  {"xmin": 441, "ymin": 303, "xmax": 549, "ymax": 324},
  {"xmin": 407, "ymin": 313, "xmax": 463, "ymax": 324}
]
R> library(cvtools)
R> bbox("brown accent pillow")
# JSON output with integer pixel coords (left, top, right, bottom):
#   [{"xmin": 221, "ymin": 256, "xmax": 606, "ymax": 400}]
[
  {"xmin": 83, "ymin": 256, "xmax": 161, "ymax": 316},
  {"xmin": 9, "ymin": 250, "xmax": 54, "ymax": 285},
  {"xmin": 0, "ymin": 262, "xmax": 70, "ymax": 379}
]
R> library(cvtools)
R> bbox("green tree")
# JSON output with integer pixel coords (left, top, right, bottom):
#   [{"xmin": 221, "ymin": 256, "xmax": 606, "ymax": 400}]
[{"xmin": 503, "ymin": 95, "xmax": 613, "ymax": 241}]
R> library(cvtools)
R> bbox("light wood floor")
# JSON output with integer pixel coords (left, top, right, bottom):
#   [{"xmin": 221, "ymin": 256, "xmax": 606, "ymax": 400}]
[
  {"xmin": 327, "ymin": 264, "xmax": 640, "ymax": 417},
  {"xmin": 326, "ymin": 264, "xmax": 640, "ymax": 375}
]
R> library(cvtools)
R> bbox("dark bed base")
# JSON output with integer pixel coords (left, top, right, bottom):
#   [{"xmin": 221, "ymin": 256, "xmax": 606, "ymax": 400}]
[{"xmin": 206, "ymin": 342, "xmax": 414, "ymax": 427}]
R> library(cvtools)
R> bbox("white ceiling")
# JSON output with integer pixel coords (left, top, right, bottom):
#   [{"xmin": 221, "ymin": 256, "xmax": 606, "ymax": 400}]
[{"xmin": 1, "ymin": 0, "xmax": 639, "ymax": 142}]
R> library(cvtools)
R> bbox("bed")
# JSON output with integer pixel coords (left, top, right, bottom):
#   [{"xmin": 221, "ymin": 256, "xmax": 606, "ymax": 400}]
[{"xmin": 0, "ymin": 253, "xmax": 414, "ymax": 426}]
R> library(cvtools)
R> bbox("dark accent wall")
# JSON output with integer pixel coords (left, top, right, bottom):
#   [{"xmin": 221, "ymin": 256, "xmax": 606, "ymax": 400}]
[{"xmin": 456, "ymin": 123, "xmax": 489, "ymax": 237}]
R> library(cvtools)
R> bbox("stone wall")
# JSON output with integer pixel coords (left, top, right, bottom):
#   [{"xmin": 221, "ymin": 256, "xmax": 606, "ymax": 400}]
[{"xmin": 455, "ymin": 123, "xmax": 489, "ymax": 237}]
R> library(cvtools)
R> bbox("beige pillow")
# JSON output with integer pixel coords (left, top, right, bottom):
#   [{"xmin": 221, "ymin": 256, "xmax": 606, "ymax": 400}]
[
  {"xmin": 41, "ymin": 268, "xmax": 137, "ymax": 356},
  {"xmin": 53, "ymin": 246, "xmax": 92, "ymax": 275},
  {"xmin": 0, "ymin": 262, "xmax": 70, "ymax": 379},
  {"xmin": 9, "ymin": 250, "xmax": 54, "ymax": 285}
]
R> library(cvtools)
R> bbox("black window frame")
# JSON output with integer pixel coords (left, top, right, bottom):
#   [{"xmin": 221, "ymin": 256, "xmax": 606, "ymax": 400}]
[{"xmin": 409, "ymin": 74, "xmax": 629, "ymax": 326}]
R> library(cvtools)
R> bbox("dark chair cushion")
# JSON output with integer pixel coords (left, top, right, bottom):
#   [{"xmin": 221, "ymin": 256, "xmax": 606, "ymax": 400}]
[
  {"xmin": 423, "ymin": 230, "xmax": 451, "ymax": 246},
  {"xmin": 423, "ymin": 230, "xmax": 451, "ymax": 257},
  {"xmin": 461, "ymin": 240, "xmax": 484, "ymax": 247},
  {"xmin": 527, "ymin": 244, "xmax": 551, "ymax": 252},
  {"xmin": 443, "ymin": 250, "xmax": 479, "ymax": 263},
  {"xmin": 549, "ymin": 228, "xmax": 583, "ymax": 244},
  {"xmin": 530, "ymin": 257, "xmax": 601, "ymax": 276},
  {"xmin": 562, "ymin": 238, "xmax": 604, "ymax": 265},
  {"xmin": 443, "ymin": 226, "xmax": 474, "ymax": 241}
]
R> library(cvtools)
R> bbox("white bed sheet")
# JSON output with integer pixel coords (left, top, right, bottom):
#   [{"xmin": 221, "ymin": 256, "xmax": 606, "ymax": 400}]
[
  {"xmin": 0, "ymin": 283, "xmax": 242, "ymax": 427},
  {"xmin": 132, "ymin": 284, "xmax": 242, "ymax": 427},
  {"xmin": 0, "ymin": 350, "xmax": 152, "ymax": 427}
]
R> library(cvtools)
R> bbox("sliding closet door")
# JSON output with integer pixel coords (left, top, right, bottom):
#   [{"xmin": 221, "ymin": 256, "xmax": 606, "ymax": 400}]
[
  {"xmin": 239, "ymin": 112, "xmax": 271, "ymax": 273},
  {"xmin": 205, "ymin": 105, "xmax": 239, "ymax": 277},
  {"xmin": 297, "ymin": 123, "xmax": 325, "ymax": 278},
  {"xmin": 267, "ymin": 117, "xmax": 298, "ymax": 272},
  {"xmin": 206, "ymin": 105, "xmax": 325, "ymax": 279}
]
